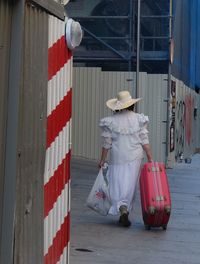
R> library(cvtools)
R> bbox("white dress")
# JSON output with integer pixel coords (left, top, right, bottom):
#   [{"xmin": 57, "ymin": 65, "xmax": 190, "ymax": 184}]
[{"xmin": 99, "ymin": 110, "xmax": 149, "ymax": 215}]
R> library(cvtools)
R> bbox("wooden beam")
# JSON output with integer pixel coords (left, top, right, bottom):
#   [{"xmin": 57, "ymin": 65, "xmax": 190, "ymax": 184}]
[{"xmin": 28, "ymin": 0, "xmax": 65, "ymax": 20}]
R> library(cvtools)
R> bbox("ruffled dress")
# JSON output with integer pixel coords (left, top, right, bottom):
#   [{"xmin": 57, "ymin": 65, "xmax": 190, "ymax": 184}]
[{"xmin": 99, "ymin": 110, "xmax": 149, "ymax": 215}]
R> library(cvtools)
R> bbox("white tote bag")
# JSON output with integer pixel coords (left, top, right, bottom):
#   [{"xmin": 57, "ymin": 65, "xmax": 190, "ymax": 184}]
[{"xmin": 86, "ymin": 167, "xmax": 111, "ymax": 216}]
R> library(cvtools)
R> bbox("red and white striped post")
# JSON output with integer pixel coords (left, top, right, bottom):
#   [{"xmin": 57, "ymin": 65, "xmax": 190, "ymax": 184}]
[{"xmin": 44, "ymin": 15, "xmax": 73, "ymax": 264}]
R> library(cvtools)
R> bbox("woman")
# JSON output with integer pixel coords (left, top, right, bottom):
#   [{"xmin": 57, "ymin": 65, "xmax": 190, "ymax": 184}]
[{"xmin": 99, "ymin": 90, "xmax": 153, "ymax": 227}]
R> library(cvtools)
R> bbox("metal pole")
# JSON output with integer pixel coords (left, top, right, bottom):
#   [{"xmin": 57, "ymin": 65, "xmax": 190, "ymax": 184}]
[
  {"xmin": 136, "ymin": 0, "xmax": 141, "ymax": 99},
  {"xmin": 166, "ymin": 0, "xmax": 173, "ymax": 166},
  {"xmin": 81, "ymin": 26, "xmax": 128, "ymax": 60},
  {"xmin": 128, "ymin": 0, "xmax": 133, "ymax": 72}
]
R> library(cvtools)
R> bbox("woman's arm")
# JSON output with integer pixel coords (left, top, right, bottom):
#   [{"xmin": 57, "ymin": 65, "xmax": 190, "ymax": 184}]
[
  {"xmin": 142, "ymin": 143, "xmax": 153, "ymax": 162},
  {"xmin": 99, "ymin": 147, "xmax": 109, "ymax": 168}
]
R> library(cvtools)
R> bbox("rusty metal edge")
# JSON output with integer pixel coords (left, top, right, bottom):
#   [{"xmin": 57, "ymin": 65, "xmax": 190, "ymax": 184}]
[{"xmin": 27, "ymin": 0, "xmax": 65, "ymax": 20}]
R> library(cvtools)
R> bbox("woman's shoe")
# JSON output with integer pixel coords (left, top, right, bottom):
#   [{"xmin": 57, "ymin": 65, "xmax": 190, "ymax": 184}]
[{"xmin": 119, "ymin": 213, "xmax": 131, "ymax": 227}]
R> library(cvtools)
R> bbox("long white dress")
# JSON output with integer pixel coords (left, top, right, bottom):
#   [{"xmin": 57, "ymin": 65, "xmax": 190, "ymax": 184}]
[{"xmin": 99, "ymin": 110, "xmax": 149, "ymax": 215}]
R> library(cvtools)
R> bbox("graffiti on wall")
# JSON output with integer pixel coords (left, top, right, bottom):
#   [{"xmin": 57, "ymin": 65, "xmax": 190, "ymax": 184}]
[
  {"xmin": 175, "ymin": 100, "xmax": 185, "ymax": 160},
  {"xmin": 184, "ymin": 95, "xmax": 194, "ymax": 145},
  {"xmin": 170, "ymin": 81, "xmax": 176, "ymax": 152},
  {"xmin": 175, "ymin": 93, "xmax": 194, "ymax": 161}
]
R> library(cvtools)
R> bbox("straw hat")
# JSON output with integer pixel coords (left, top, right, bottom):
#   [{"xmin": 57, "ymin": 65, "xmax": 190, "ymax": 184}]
[{"xmin": 106, "ymin": 91, "xmax": 141, "ymax": 111}]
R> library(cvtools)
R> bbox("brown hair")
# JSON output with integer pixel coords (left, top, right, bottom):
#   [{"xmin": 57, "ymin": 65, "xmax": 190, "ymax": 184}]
[{"xmin": 114, "ymin": 103, "xmax": 135, "ymax": 113}]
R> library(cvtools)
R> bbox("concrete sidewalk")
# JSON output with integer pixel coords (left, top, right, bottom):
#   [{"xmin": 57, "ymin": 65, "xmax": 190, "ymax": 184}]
[{"xmin": 70, "ymin": 155, "xmax": 200, "ymax": 264}]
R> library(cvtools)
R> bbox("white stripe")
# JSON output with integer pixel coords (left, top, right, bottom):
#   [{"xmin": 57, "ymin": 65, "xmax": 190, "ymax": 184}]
[
  {"xmin": 68, "ymin": 179, "xmax": 71, "ymax": 216},
  {"xmin": 44, "ymin": 183, "xmax": 69, "ymax": 256},
  {"xmin": 48, "ymin": 15, "xmax": 53, "ymax": 48},
  {"xmin": 67, "ymin": 242, "xmax": 70, "ymax": 264},
  {"xmin": 57, "ymin": 243, "xmax": 69, "ymax": 264},
  {"xmin": 48, "ymin": 15, "xmax": 65, "ymax": 48},
  {"xmin": 47, "ymin": 59, "xmax": 72, "ymax": 116},
  {"xmin": 44, "ymin": 121, "xmax": 70, "ymax": 185}
]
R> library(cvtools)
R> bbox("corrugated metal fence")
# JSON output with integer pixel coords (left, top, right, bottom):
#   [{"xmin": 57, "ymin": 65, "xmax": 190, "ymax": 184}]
[
  {"xmin": 137, "ymin": 73, "xmax": 168, "ymax": 163},
  {"xmin": 13, "ymin": 3, "xmax": 48, "ymax": 263},
  {"xmin": 168, "ymin": 76, "xmax": 200, "ymax": 165},
  {"xmin": 72, "ymin": 67, "xmax": 200, "ymax": 166},
  {"xmin": 72, "ymin": 67, "xmax": 168, "ymax": 163},
  {"xmin": 44, "ymin": 14, "xmax": 72, "ymax": 264},
  {"xmin": 0, "ymin": 0, "xmax": 12, "ymax": 252},
  {"xmin": 73, "ymin": 68, "xmax": 135, "ymax": 161},
  {"xmin": 0, "ymin": 1, "xmax": 72, "ymax": 264}
]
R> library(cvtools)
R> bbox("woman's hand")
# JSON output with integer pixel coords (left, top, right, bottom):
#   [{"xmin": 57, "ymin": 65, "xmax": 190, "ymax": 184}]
[{"xmin": 98, "ymin": 160, "xmax": 105, "ymax": 168}]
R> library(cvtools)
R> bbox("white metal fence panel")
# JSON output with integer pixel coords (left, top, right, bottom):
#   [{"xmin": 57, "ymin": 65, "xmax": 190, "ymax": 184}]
[
  {"xmin": 138, "ymin": 73, "xmax": 168, "ymax": 163},
  {"xmin": 72, "ymin": 68, "xmax": 136, "ymax": 160},
  {"xmin": 73, "ymin": 67, "xmax": 102, "ymax": 160},
  {"xmin": 72, "ymin": 68, "xmax": 168, "ymax": 163}
]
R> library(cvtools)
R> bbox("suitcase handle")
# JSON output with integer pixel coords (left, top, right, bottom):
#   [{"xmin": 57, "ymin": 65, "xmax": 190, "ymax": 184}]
[{"xmin": 148, "ymin": 166, "xmax": 162, "ymax": 172}]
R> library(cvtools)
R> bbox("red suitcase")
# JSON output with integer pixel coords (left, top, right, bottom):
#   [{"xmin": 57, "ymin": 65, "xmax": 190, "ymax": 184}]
[{"xmin": 140, "ymin": 162, "xmax": 171, "ymax": 230}]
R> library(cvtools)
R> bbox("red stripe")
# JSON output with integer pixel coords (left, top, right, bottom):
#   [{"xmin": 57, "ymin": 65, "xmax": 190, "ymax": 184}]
[
  {"xmin": 44, "ymin": 150, "xmax": 71, "ymax": 218},
  {"xmin": 44, "ymin": 213, "xmax": 70, "ymax": 264},
  {"xmin": 48, "ymin": 36, "xmax": 72, "ymax": 81},
  {"xmin": 47, "ymin": 89, "xmax": 72, "ymax": 148}
]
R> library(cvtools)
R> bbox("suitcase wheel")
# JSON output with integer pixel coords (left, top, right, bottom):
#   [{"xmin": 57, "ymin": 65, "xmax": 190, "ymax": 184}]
[
  {"xmin": 145, "ymin": 225, "xmax": 151, "ymax": 230},
  {"xmin": 162, "ymin": 225, "xmax": 167, "ymax": 230}
]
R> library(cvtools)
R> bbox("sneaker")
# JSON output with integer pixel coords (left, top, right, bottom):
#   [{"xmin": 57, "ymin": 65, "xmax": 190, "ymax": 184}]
[{"xmin": 119, "ymin": 213, "xmax": 131, "ymax": 227}]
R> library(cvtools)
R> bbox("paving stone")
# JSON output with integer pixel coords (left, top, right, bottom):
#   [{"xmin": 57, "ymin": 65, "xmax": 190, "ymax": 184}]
[{"xmin": 70, "ymin": 154, "xmax": 200, "ymax": 264}]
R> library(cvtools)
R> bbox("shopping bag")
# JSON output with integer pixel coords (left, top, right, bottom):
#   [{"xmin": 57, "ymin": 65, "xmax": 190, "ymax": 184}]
[{"xmin": 86, "ymin": 167, "xmax": 111, "ymax": 216}]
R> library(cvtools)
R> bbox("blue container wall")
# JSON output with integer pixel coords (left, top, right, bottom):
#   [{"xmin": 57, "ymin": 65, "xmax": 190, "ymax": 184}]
[
  {"xmin": 195, "ymin": 1, "xmax": 200, "ymax": 89},
  {"xmin": 172, "ymin": 0, "xmax": 200, "ymax": 90}
]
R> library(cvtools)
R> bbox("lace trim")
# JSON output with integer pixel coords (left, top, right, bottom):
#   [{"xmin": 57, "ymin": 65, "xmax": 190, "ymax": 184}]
[
  {"xmin": 101, "ymin": 131, "xmax": 112, "ymax": 138},
  {"xmin": 99, "ymin": 113, "xmax": 149, "ymax": 135},
  {"xmin": 138, "ymin": 113, "xmax": 149, "ymax": 126},
  {"xmin": 99, "ymin": 119, "xmax": 140, "ymax": 135},
  {"xmin": 139, "ymin": 128, "xmax": 149, "ymax": 135}
]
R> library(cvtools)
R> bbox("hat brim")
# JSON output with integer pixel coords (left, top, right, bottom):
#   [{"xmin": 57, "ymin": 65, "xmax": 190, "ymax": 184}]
[{"xmin": 106, "ymin": 98, "xmax": 142, "ymax": 111}]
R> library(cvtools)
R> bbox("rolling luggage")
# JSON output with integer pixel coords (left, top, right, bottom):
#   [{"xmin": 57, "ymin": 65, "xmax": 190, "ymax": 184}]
[{"xmin": 140, "ymin": 162, "xmax": 171, "ymax": 230}]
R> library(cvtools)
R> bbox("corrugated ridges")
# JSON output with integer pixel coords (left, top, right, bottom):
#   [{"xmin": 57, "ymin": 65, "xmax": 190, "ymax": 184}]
[{"xmin": 44, "ymin": 14, "xmax": 72, "ymax": 264}]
